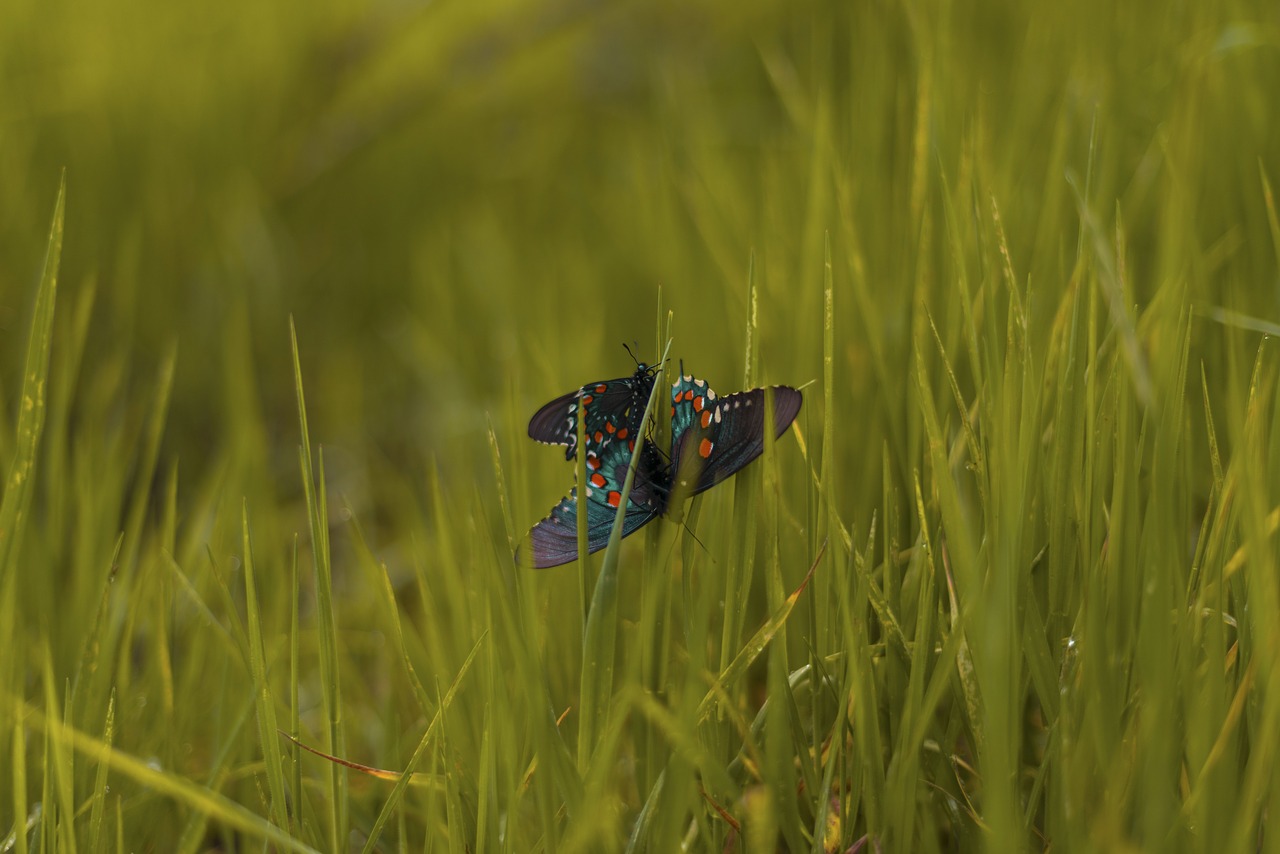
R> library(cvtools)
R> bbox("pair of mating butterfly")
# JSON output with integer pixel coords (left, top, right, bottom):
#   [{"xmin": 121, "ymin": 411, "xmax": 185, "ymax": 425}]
[{"xmin": 518, "ymin": 351, "xmax": 802, "ymax": 568}]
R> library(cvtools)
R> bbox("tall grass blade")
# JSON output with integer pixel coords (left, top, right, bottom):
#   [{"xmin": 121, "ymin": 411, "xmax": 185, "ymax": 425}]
[
  {"xmin": 289, "ymin": 319, "xmax": 346, "ymax": 850},
  {"xmin": 87, "ymin": 691, "xmax": 115, "ymax": 852},
  {"xmin": 577, "ymin": 340, "xmax": 671, "ymax": 770},
  {"xmin": 9, "ymin": 719, "xmax": 29, "ymax": 854},
  {"xmin": 0, "ymin": 180, "xmax": 64, "ymax": 715},
  {"xmin": 241, "ymin": 501, "xmax": 290, "ymax": 830}
]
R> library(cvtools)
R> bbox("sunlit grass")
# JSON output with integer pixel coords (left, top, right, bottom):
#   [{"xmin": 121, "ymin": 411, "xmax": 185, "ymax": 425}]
[{"xmin": 2, "ymin": 0, "xmax": 1280, "ymax": 851}]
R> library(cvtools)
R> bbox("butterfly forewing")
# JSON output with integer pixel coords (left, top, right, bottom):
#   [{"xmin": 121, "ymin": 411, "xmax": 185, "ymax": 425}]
[{"xmin": 527, "ymin": 365, "xmax": 656, "ymax": 460}]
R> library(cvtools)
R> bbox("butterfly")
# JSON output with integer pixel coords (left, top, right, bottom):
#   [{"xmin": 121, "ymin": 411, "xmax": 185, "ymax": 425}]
[{"xmin": 517, "ymin": 361, "xmax": 802, "ymax": 568}]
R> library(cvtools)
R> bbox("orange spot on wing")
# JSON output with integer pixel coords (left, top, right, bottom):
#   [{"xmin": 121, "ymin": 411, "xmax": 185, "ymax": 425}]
[
  {"xmin": 596, "ymin": 384, "xmax": 608, "ymax": 393},
  {"xmin": 605, "ymin": 422, "xmax": 616, "ymax": 433},
  {"xmin": 693, "ymin": 396, "xmax": 704, "ymax": 412},
  {"xmin": 701, "ymin": 410, "xmax": 713, "ymax": 428},
  {"xmin": 594, "ymin": 431, "xmax": 604, "ymax": 442},
  {"xmin": 616, "ymin": 428, "xmax": 629, "ymax": 440},
  {"xmin": 590, "ymin": 473, "xmax": 607, "ymax": 488},
  {"xmin": 699, "ymin": 438, "xmax": 714, "ymax": 458},
  {"xmin": 581, "ymin": 394, "xmax": 594, "ymax": 405},
  {"xmin": 588, "ymin": 456, "xmax": 601, "ymax": 470},
  {"xmin": 607, "ymin": 491, "xmax": 622, "ymax": 508}
]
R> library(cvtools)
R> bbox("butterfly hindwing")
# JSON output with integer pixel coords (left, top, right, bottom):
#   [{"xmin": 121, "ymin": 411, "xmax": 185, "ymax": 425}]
[
  {"xmin": 668, "ymin": 374, "xmax": 802, "ymax": 497},
  {"xmin": 519, "ymin": 487, "xmax": 660, "ymax": 568},
  {"xmin": 517, "ymin": 427, "xmax": 667, "ymax": 568}
]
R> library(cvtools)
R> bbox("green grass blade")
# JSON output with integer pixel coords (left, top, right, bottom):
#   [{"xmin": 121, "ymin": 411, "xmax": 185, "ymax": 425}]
[
  {"xmin": 43, "ymin": 647, "xmax": 76, "ymax": 853},
  {"xmin": 241, "ymin": 500, "xmax": 290, "ymax": 831},
  {"xmin": 9, "ymin": 719, "xmax": 29, "ymax": 854},
  {"xmin": 576, "ymin": 359, "xmax": 590, "ymax": 616},
  {"xmin": 290, "ymin": 319, "xmax": 345, "ymax": 850},
  {"xmin": 1260, "ymin": 162, "xmax": 1280, "ymax": 275},
  {"xmin": 288, "ymin": 535, "xmax": 304, "ymax": 840},
  {"xmin": 87, "ymin": 691, "xmax": 115, "ymax": 852},
  {"xmin": 0, "ymin": 173, "xmax": 62, "ymax": 566},
  {"xmin": 576, "ymin": 339, "xmax": 671, "ymax": 769}
]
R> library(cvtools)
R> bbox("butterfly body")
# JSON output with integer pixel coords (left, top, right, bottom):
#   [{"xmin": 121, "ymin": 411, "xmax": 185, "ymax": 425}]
[{"xmin": 519, "ymin": 361, "xmax": 801, "ymax": 568}]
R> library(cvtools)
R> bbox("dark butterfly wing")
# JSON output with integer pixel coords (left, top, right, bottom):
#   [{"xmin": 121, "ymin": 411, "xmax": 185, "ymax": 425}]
[
  {"xmin": 667, "ymin": 374, "xmax": 802, "ymax": 497},
  {"xmin": 527, "ymin": 365, "xmax": 656, "ymax": 460},
  {"xmin": 517, "ymin": 433, "xmax": 668, "ymax": 569},
  {"xmin": 517, "ymin": 488, "xmax": 660, "ymax": 568},
  {"xmin": 527, "ymin": 381, "xmax": 633, "ymax": 452}
]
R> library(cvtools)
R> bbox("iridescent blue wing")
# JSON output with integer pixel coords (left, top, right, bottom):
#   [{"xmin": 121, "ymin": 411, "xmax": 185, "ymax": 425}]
[
  {"xmin": 667, "ymin": 373, "xmax": 802, "ymax": 498},
  {"xmin": 517, "ymin": 488, "xmax": 660, "ymax": 568},
  {"xmin": 517, "ymin": 440, "xmax": 666, "ymax": 568}
]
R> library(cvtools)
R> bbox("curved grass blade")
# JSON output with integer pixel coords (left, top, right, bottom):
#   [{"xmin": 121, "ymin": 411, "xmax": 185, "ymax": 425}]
[
  {"xmin": 360, "ymin": 632, "xmax": 484, "ymax": 853},
  {"xmin": 698, "ymin": 543, "xmax": 823, "ymax": 723}
]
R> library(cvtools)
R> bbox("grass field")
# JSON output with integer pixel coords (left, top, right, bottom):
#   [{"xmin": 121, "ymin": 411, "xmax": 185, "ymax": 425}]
[{"xmin": 3, "ymin": 0, "xmax": 1280, "ymax": 850}]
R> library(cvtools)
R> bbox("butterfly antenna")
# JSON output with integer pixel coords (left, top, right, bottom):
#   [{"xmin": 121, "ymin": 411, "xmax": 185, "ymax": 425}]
[
  {"xmin": 657, "ymin": 519, "xmax": 710, "ymax": 568},
  {"xmin": 625, "ymin": 341, "xmax": 661, "ymax": 379},
  {"xmin": 681, "ymin": 521, "xmax": 709, "ymax": 556}
]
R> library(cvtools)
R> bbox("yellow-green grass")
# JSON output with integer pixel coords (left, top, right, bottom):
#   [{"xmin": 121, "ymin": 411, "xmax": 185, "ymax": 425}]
[{"xmin": 2, "ymin": 1, "xmax": 1279, "ymax": 850}]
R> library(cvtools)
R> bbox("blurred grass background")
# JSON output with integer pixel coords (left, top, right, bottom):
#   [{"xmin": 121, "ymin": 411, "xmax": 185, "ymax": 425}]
[{"xmin": 2, "ymin": 0, "xmax": 1280, "ymax": 850}]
